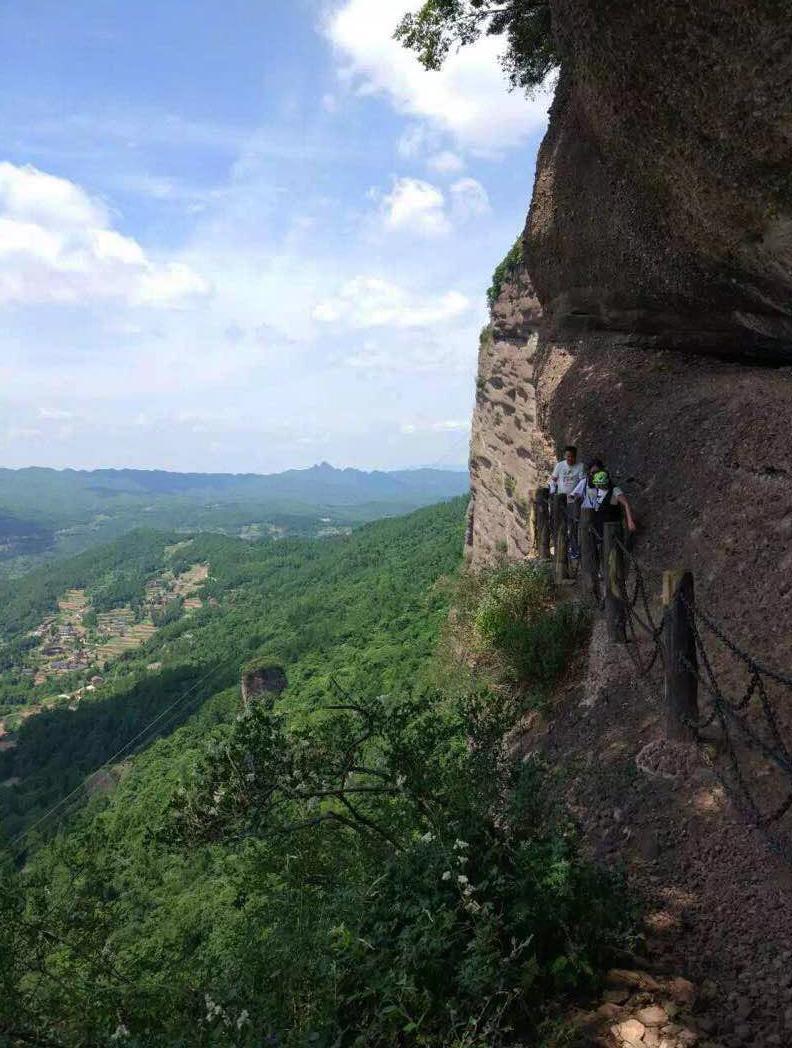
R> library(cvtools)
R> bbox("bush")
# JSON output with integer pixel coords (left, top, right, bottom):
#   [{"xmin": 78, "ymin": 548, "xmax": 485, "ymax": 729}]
[
  {"xmin": 166, "ymin": 685, "xmax": 628, "ymax": 1047},
  {"xmin": 471, "ymin": 562, "xmax": 589, "ymax": 690},
  {"xmin": 487, "ymin": 238, "xmax": 524, "ymax": 308},
  {"xmin": 332, "ymin": 751, "xmax": 629, "ymax": 1048}
]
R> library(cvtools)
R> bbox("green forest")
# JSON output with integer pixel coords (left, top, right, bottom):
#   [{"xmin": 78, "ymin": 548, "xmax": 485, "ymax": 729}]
[
  {"xmin": 0, "ymin": 464, "xmax": 468, "ymax": 575},
  {"xmin": 0, "ymin": 499, "xmax": 631, "ymax": 1046}
]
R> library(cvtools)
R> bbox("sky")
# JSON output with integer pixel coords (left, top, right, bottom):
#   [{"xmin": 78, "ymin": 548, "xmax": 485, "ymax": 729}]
[{"xmin": 0, "ymin": 0, "xmax": 552, "ymax": 473}]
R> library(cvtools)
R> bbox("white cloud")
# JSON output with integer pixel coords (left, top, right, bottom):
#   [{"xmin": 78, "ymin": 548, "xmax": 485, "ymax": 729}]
[
  {"xmin": 401, "ymin": 419, "xmax": 469, "ymax": 434},
  {"xmin": 381, "ymin": 177, "xmax": 449, "ymax": 236},
  {"xmin": 38, "ymin": 407, "xmax": 78, "ymax": 421},
  {"xmin": 0, "ymin": 162, "xmax": 210, "ymax": 308},
  {"xmin": 327, "ymin": 0, "xmax": 554, "ymax": 154},
  {"xmin": 374, "ymin": 175, "xmax": 488, "ymax": 236},
  {"xmin": 313, "ymin": 276, "xmax": 470, "ymax": 329},
  {"xmin": 397, "ymin": 123, "xmax": 436, "ymax": 159},
  {"xmin": 427, "ymin": 151, "xmax": 465, "ymax": 175},
  {"xmin": 449, "ymin": 177, "xmax": 490, "ymax": 220}
]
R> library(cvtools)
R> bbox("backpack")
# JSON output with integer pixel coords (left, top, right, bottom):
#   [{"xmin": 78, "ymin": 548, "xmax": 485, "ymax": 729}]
[{"xmin": 590, "ymin": 482, "xmax": 622, "ymax": 530}]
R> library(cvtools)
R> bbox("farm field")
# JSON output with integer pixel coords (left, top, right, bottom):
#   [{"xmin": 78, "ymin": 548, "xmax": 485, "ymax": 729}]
[{"xmin": 0, "ymin": 556, "xmax": 211, "ymax": 740}]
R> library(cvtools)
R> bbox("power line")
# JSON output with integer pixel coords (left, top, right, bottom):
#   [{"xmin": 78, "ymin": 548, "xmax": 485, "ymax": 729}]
[{"xmin": 8, "ymin": 658, "xmax": 227, "ymax": 854}]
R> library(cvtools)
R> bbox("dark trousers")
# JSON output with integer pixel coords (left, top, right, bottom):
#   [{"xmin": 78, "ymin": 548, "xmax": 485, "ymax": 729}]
[{"xmin": 551, "ymin": 494, "xmax": 580, "ymax": 558}]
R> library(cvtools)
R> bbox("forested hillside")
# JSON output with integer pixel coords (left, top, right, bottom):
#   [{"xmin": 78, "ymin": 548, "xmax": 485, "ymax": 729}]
[
  {"xmin": 0, "ymin": 463, "xmax": 468, "ymax": 574},
  {"xmin": 0, "ymin": 498, "xmax": 628, "ymax": 1046}
]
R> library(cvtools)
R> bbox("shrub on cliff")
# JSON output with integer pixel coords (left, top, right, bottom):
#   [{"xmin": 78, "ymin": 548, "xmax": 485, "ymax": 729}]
[
  {"xmin": 487, "ymin": 238, "xmax": 524, "ymax": 308},
  {"xmin": 166, "ymin": 683, "xmax": 627, "ymax": 1046},
  {"xmin": 457, "ymin": 560, "xmax": 589, "ymax": 691}
]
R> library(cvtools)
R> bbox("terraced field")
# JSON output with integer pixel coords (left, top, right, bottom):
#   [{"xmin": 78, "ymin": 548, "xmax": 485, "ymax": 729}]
[
  {"xmin": 21, "ymin": 562, "xmax": 210, "ymax": 700},
  {"xmin": 95, "ymin": 609, "xmax": 157, "ymax": 664}
]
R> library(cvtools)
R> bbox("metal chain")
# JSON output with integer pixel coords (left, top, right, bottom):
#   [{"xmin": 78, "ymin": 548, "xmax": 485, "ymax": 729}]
[
  {"xmin": 680, "ymin": 591, "xmax": 792, "ymax": 688},
  {"xmin": 588, "ymin": 536, "xmax": 792, "ymax": 849}
]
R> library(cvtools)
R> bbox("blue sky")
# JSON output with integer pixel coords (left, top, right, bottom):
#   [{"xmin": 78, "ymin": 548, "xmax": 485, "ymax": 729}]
[{"xmin": 1, "ymin": 0, "xmax": 552, "ymax": 472}]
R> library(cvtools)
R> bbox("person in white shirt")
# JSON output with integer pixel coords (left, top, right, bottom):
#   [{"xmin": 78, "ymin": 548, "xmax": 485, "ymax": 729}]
[
  {"xmin": 570, "ymin": 467, "xmax": 637, "ymax": 533},
  {"xmin": 548, "ymin": 445, "xmax": 586, "ymax": 496},
  {"xmin": 548, "ymin": 446, "xmax": 586, "ymax": 559}
]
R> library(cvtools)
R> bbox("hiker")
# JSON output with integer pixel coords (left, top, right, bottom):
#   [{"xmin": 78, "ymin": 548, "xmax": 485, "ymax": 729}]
[
  {"xmin": 570, "ymin": 466, "xmax": 637, "ymax": 535},
  {"xmin": 548, "ymin": 445, "xmax": 586, "ymax": 498},
  {"xmin": 548, "ymin": 445, "xmax": 586, "ymax": 559}
]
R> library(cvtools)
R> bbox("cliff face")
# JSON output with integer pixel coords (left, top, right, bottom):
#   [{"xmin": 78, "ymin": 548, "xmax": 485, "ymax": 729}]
[
  {"xmin": 465, "ymin": 6, "xmax": 792, "ymax": 1033},
  {"xmin": 467, "ymin": 267, "xmax": 555, "ymax": 564},
  {"xmin": 468, "ymin": 0, "xmax": 792, "ymax": 667},
  {"xmin": 528, "ymin": 0, "xmax": 792, "ymax": 359}
]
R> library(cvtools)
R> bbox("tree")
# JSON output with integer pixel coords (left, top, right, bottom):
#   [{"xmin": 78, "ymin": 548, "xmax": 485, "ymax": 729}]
[{"xmin": 394, "ymin": 0, "xmax": 558, "ymax": 92}]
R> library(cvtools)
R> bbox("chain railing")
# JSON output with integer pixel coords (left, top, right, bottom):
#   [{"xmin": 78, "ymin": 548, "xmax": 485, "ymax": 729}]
[
  {"xmin": 614, "ymin": 537, "xmax": 665, "ymax": 679},
  {"xmin": 558, "ymin": 512, "xmax": 792, "ymax": 863},
  {"xmin": 679, "ymin": 591, "xmax": 792, "ymax": 844}
]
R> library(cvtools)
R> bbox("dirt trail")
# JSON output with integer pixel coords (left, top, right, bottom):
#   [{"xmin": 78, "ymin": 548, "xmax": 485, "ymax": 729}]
[{"xmin": 522, "ymin": 620, "xmax": 792, "ymax": 1047}]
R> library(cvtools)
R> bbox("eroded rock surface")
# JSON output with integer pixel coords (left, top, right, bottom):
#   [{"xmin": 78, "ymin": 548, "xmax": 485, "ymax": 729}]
[
  {"xmin": 467, "ymin": 266, "xmax": 555, "ymax": 565},
  {"xmin": 527, "ymin": 0, "xmax": 792, "ymax": 359}
]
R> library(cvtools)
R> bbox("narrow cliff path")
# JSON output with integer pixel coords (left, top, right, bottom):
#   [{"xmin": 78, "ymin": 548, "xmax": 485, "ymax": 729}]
[{"xmin": 518, "ymin": 620, "xmax": 792, "ymax": 1048}]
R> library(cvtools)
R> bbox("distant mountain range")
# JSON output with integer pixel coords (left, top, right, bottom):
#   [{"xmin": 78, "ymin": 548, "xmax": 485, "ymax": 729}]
[{"xmin": 0, "ymin": 463, "xmax": 470, "ymax": 571}]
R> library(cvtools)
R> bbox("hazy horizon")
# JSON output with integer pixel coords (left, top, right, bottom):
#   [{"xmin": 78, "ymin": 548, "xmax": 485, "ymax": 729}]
[
  {"xmin": 1, "ymin": 0, "xmax": 551, "ymax": 475},
  {"xmin": 0, "ymin": 459, "xmax": 470, "ymax": 477}
]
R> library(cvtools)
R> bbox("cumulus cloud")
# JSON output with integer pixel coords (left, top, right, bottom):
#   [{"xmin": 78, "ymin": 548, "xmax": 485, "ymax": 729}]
[
  {"xmin": 313, "ymin": 276, "xmax": 470, "ymax": 329},
  {"xmin": 427, "ymin": 151, "xmax": 465, "ymax": 175},
  {"xmin": 374, "ymin": 175, "xmax": 489, "ymax": 236},
  {"xmin": 0, "ymin": 162, "xmax": 210, "ymax": 308},
  {"xmin": 381, "ymin": 177, "xmax": 450, "ymax": 236},
  {"xmin": 449, "ymin": 177, "xmax": 490, "ymax": 220},
  {"xmin": 327, "ymin": 0, "xmax": 554, "ymax": 154}
]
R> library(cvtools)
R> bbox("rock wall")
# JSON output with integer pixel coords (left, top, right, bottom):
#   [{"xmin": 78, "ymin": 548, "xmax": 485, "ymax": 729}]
[
  {"xmin": 467, "ymin": 266, "xmax": 555, "ymax": 564},
  {"xmin": 534, "ymin": 335, "xmax": 792, "ymax": 670},
  {"xmin": 468, "ymin": 0, "xmax": 792, "ymax": 665},
  {"xmin": 527, "ymin": 0, "xmax": 792, "ymax": 360},
  {"xmin": 469, "ymin": 287, "xmax": 792, "ymax": 666}
]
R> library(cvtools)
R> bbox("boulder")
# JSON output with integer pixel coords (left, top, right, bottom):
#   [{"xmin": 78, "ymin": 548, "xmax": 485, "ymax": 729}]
[{"xmin": 240, "ymin": 664, "xmax": 287, "ymax": 706}]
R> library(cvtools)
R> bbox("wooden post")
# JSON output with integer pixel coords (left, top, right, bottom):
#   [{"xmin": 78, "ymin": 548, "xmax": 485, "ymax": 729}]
[
  {"xmin": 579, "ymin": 507, "xmax": 599, "ymax": 603},
  {"xmin": 534, "ymin": 487, "xmax": 551, "ymax": 560},
  {"xmin": 662, "ymin": 570, "xmax": 698, "ymax": 741},
  {"xmin": 554, "ymin": 493, "xmax": 569, "ymax": 582},
  {"xmin": 602, "ymin": 522, "xmax": 626, "ymax": 642}
]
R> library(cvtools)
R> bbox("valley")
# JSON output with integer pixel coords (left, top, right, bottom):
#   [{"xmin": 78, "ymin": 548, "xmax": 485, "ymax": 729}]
[
  {"xmin": 1, "ymin": 497, "xmax": 635, "ymax": 1047},
  {"xmin": 0, "ymin": 464, "xmax": 467, "ymax": 575}
]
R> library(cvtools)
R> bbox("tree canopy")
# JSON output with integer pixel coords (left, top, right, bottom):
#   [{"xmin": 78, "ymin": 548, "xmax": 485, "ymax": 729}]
[
  {"xmin": 395, "ymin": 1, "xmax": 558, "ymax": 92},
  {"xmin": 0, "ymin": 499, "xmax": 631, "ymax": 1045}
]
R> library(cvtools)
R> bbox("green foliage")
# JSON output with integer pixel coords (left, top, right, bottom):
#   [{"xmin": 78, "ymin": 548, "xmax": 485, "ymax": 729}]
[
  {"xmin": 0, "ymin": 499, "xmax": 629, "ymax": 1046},
  {"xmin": 151, "ymin": 595, "xmax": 184, "ymax": 627},
  {"xmin": 488, "ymin": 237, "xmax": 524, "ymax": 308},
  {"xmin": 457, "ymin": 561, "xmax": 590, "ymax": 691},
  {"xmin": 0, "ymin": 502, "xmax": 465, "ymax": 841},
  {"xmin": 395, "ymin": 0, "xmax": 558, "ymax": 93},
  {"xmin": 0, "ymin": 529, "xmax": 169, "ymax": 640},
  {"xmin": 0, "ymin": 465, "xmax": 469, "ymax": 576}
]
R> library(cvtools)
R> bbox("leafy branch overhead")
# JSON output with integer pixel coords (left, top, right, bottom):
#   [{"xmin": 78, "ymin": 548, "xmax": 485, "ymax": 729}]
[{"xmin": 395, "ymin": 0, "xmax": 559, "ymax": 92}]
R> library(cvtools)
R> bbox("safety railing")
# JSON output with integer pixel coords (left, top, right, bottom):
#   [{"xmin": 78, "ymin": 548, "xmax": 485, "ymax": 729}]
[{"xmin": 547, "ymin": 509, "xmax": 792, "ymax": 863}]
